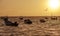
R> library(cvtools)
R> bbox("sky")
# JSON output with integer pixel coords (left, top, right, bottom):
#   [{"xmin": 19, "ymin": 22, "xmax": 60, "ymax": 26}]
[{"xmin": 0, "ymin": 0, "xmax": 60, "ymax": 16}]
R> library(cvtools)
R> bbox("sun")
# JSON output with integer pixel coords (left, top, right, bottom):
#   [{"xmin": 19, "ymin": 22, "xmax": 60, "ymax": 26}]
[{"xmin": 49, "ymin": 0, "xmax": 59, "ymax": 9}]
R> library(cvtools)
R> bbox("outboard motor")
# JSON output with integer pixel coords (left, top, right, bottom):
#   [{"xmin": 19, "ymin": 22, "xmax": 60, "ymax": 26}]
[{"xmin": 2, "ymin": 17, "xmax": 18, "ymax": 27}]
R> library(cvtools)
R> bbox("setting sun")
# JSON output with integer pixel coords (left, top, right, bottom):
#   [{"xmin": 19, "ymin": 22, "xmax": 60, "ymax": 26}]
[
  {"xmin": 0, "ymin": 0, "xmax": 60, "ymax": 16},
  {"xmin": 49, "ymin": 0, "xmax": 59, "ymax": 9}
]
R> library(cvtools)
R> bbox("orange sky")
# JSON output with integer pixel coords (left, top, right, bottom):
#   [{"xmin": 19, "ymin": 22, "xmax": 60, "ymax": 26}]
[{"xmin": 0, "ymin": 0, "xmax": 60, "ymax": 16}]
